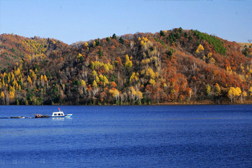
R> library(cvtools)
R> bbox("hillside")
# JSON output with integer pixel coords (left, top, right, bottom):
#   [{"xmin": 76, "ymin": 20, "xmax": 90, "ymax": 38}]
[
  {"xmin": 0, "ymin": 34, "xmax": 68, "ymax": 69},
  {"xmin": 0, "ymin": 28, "xmax": 252, "ymax": 105}
]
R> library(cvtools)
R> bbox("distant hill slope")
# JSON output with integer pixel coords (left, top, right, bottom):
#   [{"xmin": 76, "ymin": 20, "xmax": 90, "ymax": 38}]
[
  {"xmin": 0, "ymin": 34, "xmax": 68, "ymax": 69},
  {"xmin": 0, "ymin": 28, "xmax": 252, "ymax": 105}
]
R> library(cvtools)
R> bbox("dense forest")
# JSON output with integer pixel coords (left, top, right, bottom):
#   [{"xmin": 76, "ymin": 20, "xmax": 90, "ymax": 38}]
[{"xmin": 0, "ymin": 28, "xmax": 252, "ymax": 105}]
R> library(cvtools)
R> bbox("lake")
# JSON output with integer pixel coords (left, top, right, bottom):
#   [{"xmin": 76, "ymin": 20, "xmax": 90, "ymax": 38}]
[{"xmin": 0, "ymin": 105, "xmax": 252, "ymax": 168}]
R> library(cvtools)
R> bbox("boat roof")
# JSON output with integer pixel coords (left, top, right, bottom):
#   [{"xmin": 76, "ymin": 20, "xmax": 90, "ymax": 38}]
[{"xmin": 53, "ymin": 111, "xmax": 64, "ymax": 113}]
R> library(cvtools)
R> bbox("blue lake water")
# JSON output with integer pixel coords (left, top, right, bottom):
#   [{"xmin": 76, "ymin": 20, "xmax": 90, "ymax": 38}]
[{"xmin": 0, "ymin": 105, "xmax": 252, "ymax": 168}]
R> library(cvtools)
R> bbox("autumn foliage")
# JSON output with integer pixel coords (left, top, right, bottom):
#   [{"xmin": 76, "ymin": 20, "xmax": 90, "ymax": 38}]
[{"xmin": 0, "ymin": 28, "xmax": 252, "ymax": 105}]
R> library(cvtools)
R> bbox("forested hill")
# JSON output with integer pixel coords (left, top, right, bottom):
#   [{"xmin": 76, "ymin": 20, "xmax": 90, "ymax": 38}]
[{"xmin": 0, "ymin": 28, "xmax": 252, "ymax": 105}]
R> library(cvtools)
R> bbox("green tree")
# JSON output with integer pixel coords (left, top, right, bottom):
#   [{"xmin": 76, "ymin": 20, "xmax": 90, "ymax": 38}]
[
  {"xmin": 175, "ymin": 32, "xmax": 180, "ymax": 39},
  {"xmin": 46, "ymin": 71, "xmax": 51, "ymax": 78},
  {"xmin": 98, "ymin": 49, "xmax": 103, "ymax": 57},
  {"xmin": 95, "ymin": 38, "xmax": 101, "ymax": 46},
  {"xmin": 189, "ymin": 35, "xmax": 192, "ymax": 41},
  {"xmin": 178, "ymin": 27, "xmax": 182, "ymax": 33},
  {"xmin": 160, "ymin": 30, "xmax": 165, "ymax": 36},
  {"xmin": 119, "ymin": 37, "xmax": 124, "ymax": 44},
  {"xmin": 167, "ymin": 50, "xmax": 172, "ymax": 59},
  {"xmin": 184, "ymin": 32, "xmax": 188, "ymax": 38},
  {"xmin": 112, "ymin": 33, "xmax": 117, "ymax": 40}
]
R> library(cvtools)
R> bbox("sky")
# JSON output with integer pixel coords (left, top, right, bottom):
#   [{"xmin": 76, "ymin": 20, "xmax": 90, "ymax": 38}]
[{"xmin": 0, "ymin": 0, "xmax": 251, "ymax": 44}]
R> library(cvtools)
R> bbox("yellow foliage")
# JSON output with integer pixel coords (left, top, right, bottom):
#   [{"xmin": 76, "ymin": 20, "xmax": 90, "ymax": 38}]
[
  {"xmin": 3, "ymin": 72, "xmax": 7, "ymax": 78},
  {"xmin": 2, "ymin": 79, "xmax": 5, "ymax": 86},
  {"xmin": 150, "ymin": 56, "xmax": 158, "ymax": 62},
  {"xmin": 206, "ymin": 84, "xmax": 211, "ymax": 94},
  {"xmin": 90, "ymin": 61, "xmax": 95, "ymax": 70},
  {"xmin": 130, "ymin": 72, "xmax": 135, "ymax": 84},
  {"xmin": 134, "ymin": 76, "xmax": 139, "ymax": 81},
  {"xmin": 215, "ymin": 83, "xmax": 221, "ymax": 95},
  {"xmin": 93, "ymin": 41, "xmax": 96, "ymax": 47},
  {"xmin": 93, "ymin": 61, "xmax": 104, "ymax": 69},
  {"xmin": 146, "ymin": 68, "xmax": 155, "ymax": 79},
  {"xmin": 142, "ymin": 37, "xmax": 148, "ymax": 42},
  {"xmin": 149, "ymin": 79, "xmax": 156, "ymax": 86},
  {"xmin": 30, "ymin": 70, "xmax": 36, "ymax": 80},
  {"xmin": 104, "ymin": 64, "xmax": 109, "ymax": 71},
  {"xmin": 228, "ymin": 87, "xmax": 242, "ymax": 101},
  {"xmin": 103, "ymin": 76, "xmax": 109, "ymax": 85},
  {"xmin": 1, "ymin": 91, "xmax": 4, "ymax": 98},
  {"xmin": 242, "ymin": 91, "xmax": 247, "ymax": 97},
  {"xmin": 27, "ymin": 76, "xmax": 32, "ymax": 84},
  {"xmin": 10, "ymin": 72, "xmax": 15, "ymax": 80},
  {"xmin": 141, "ymin": 58, "xmax": 150, "ymax": 65},
  {"xmin": 136, "ymin": 91, "xmax": 143, "ymax": 99},
  {"xmin": 9, "ymin": 86, "xmax": 15, "ymax": 92},
  {"xmin": 77, "ymin": 53, "xmax": 82, "ymax": 59},
  {"xmin": 140, "ymin": 40, "xmax": 145, "ymax": 46},
  {"xmin": 138, "ymin": 37, "xmax": 141, "ymax": 41},
  {"xmin": 249, "ymin": 87, "xmax": 252, "ymax": 96},
  {"xmin": 44, "ymin": 75, "xmax": 47, "ymax": 82},
  {"xmin": 226, "ymin": 66, "xmax": 232, "ymax": 72},
  {"xmin": 99, "ymin": 74, "xmax": 104, "ymax": 81},
  {"xmin": 196, "ymin": 44, "xmax": 204, "ymax": 53},
  {"xmin": 92, "ymin": 80, "xmax": 97, "ymax": 87},
  {"xmin": 84, "ymin": 42, "xmax": 88, "ymax": 47},
  {"xmin": 141, "ymin": 59, "xmax": 146, "ymax": 65},
  {"xmin": 240, "ymin": 64, "xmax": 244, "ymax": 70},
  {"xmin": 236, "ymin": 87, "xmax": 241, "ymax": 96},
  {"xmin": 92, "ymin": 70, "xmax": 97, "ymax": 77},
  {"xmin": 109, "ymin": 88, "xmax": 119, "ymax": 98},
  {"xmin": 95, "ymin": 76, "xmax": 100, "ymax": 83},
  {"xmin": 207, "ymin": 52, "xmax": 212, "ymax": 58},
  {"xmin": 129, "ymin": 86, "xmax": 137, "ymax": 95},
  {"xmin": 15, "ymin": 68, "xmax": 21, "ymax": 76},
  {"xmin": 7, "ymin": 75, "xmax": 11, "ymax": 83},
  {"xmin": 107, "ymin": 63, "xmax": 113, "ymax": 70},
  {"xmin": 9, "ymin": 91, "xmax": 15, "ymax": 100},
  {"xmin": 12, "ymin": 80, "xmax": 18, "ymax": 88},
  {"xmin": 209, "ymin": 57, "xmax": 216, "ymax": 64},
  {"xmin": 81, "ymin": 80, "xmax": 86, "ymax": 87},
  {"xmin": 125, "ymin": 54, "xmax": 133, "ymax": 68},
  {"xmin": 140, "ymin": 69, "xmax": 145, "ymax": 75}
]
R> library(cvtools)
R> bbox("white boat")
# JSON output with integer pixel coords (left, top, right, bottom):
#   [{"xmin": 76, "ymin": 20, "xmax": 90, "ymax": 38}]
[{"xmin": 51, "ymin": 108, "xmax": 72, "ymax": 118}]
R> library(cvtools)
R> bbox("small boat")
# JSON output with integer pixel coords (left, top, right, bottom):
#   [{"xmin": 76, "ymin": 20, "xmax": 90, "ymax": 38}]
[
  {"xmin": 10, "ymin": 116, "xmax": 25, "ymax": 119},
  {"xmin": 51, "ymin": 108, "xmax": 72, "ymax": 118},
  {"xmin": 35, "ymin": 114, "xmax": 50, "ymax": 118}
]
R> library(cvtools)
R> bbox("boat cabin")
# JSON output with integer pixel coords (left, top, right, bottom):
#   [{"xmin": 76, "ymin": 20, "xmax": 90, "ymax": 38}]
[{"xmin": 52, "ymin": 112, "xmax": 65, "ymax": 116}]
